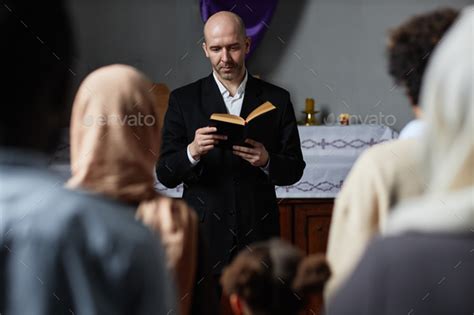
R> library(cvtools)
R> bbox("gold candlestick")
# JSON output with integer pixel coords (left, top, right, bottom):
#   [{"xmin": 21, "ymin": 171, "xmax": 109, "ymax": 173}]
[
  {"xmin": 300, "ymin": 98, "xmax": 319, "ymax": 126},
  {"xmin": 305, "ymin": 98, "xmax": 315, "ymax": 113}
]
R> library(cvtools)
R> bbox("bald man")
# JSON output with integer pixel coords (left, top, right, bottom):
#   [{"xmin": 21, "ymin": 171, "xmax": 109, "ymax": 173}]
[{"xmin": 157, "ymin": 11, "xmax": 305, "ymax": 275}]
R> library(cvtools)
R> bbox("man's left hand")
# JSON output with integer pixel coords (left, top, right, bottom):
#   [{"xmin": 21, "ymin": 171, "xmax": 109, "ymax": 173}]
[{"xmin": 233, "ymin": 139, "xmax": 269, "ymax": 167}]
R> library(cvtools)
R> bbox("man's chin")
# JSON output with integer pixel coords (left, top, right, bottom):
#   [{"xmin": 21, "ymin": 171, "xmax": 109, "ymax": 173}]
[{"xmin": 219, "ymin": 72, "xmax": 235, "ymax": 81}]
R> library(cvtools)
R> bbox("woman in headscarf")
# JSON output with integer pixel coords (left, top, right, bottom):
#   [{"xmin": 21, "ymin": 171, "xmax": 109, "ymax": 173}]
[
  {"xmin": 327, "ymin": 7, "xmax": 473, "ymax": 314},
  {"xmin": 67, "ymin": 64, "xmax": 199, "ymax": 315}
]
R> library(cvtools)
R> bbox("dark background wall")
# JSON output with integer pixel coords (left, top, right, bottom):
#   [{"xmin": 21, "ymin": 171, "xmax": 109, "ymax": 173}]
[{"xmin": 65, "ymin": 0, "xmax": 469, "ymax": 131}]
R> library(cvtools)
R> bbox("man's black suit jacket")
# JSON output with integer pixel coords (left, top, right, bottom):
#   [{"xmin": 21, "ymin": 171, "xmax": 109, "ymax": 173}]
[{"xmin": 157, "ymin": 73, "xmax": 305, "ymax": 273}]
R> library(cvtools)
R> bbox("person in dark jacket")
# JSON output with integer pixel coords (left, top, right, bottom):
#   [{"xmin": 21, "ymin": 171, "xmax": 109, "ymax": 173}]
[{"xmin": 156, "ymin": 11, "xmax": 305, "ymax": 278}]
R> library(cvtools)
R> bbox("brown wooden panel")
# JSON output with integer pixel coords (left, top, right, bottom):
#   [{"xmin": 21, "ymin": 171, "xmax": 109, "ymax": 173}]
[
  {"xmin": 294, "ymin": 207, "xmax": 309, "ymax": 253},
  {"xmin": 278, "ymin": 203, "xmax": 294, "ymax": 243},
  {"xmin": 293, "ymin": 200, "xmax": 333, "ymax": 255},
  {"xmin": 290, "ymin": 199, "xmax": 334, "ymax": 315},
  {"xmin": 307, "ymin": 215, "xmax": 332, "ymax": 254}
]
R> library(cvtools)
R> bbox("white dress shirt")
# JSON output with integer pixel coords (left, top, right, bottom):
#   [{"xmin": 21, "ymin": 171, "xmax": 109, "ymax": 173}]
[
  {"xmin": 398, "ymin": 119, "xmax": 426, "ymax": 139},
  {"xmin": 213, "ymin": 70, "xmax": 248, "ymax": 116}
]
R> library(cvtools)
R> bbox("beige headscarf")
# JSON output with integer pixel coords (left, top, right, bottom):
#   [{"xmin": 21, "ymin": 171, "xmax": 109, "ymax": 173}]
[
  {"xmin": 67, "ymin": 64, "xmax": 160, "ymax": 201},
  {"xmin": 67, "ymin": 64, "xmax": 197, "ymax": 315},
  {"xmin": 387, "ymin": 7, "xmax": 474, "ymax": 234}
]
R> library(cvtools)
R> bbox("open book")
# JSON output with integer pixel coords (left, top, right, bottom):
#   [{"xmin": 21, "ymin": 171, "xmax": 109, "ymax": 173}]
[{"xmin": 209, "ymin": 101, "xmax": 276, "ymax": 147}]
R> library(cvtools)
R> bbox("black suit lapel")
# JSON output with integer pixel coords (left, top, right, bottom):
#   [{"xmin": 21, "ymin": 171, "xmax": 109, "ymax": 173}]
[
  {"xmin": 240, "ymin": 74, "xmax": 263, "ymax": 120},
  {"xmin": 201, "ymin": 73, "xmax": 228, "ymax": 119}
]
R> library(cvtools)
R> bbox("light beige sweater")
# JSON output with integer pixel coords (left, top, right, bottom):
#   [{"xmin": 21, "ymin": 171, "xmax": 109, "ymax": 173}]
[{"xmin": 325, "ymin": 139, "xmax": 425, "ymax": 301}]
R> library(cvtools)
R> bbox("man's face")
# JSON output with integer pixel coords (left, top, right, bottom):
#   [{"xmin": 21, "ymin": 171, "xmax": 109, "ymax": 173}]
[{"xmin": 203, "ymin": 24, "xmax": 250, "ymax": 83}]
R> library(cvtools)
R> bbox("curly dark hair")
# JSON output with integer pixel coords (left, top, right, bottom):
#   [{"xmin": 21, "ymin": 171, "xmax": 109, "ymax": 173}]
[
  {"xmin": 387, "ymin": 8, "xmax": 459, "ymax": 106},
  {"xmin": 220, "ymin": 239, "xmax": 331, "ymax": 315}
]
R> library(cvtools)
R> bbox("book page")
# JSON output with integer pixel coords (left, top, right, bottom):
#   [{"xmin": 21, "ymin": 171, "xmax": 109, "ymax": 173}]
[
  {"xmin": 246, "ymin": 101, "xmax": 276, "ymax": 123},
  {"xmin": 210, "ymin": 113, "xmax": 246, "ymax": 125}
]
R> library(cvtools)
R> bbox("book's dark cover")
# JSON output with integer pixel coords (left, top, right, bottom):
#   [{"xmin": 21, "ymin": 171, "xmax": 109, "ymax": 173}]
[
  {"xmin": 209, "ymin": 113, "xmax": 270, "ymax": 148},
  {"xmin": 209, "ymin": 101, "xmax": 275, "ymax": 149},
  {"xmin": 209, "ymin": 119, "xmax": 247, "ymax": 148}
]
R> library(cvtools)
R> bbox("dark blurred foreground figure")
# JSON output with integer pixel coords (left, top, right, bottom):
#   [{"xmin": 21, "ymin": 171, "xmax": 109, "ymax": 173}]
[
  {"xmin": 0, "ymin": 2, "xmax": 175, "ymax": 314},
  {"xmin": 328, "ymin": 7, "xmax": 474, "ymax": 315},
  {"xmin": 67, "ymin": 64, "xmax": 218, "ymax": 315},
  {"xmin": 221, "ymin": 239, "xmax": 331, "ymax": 315}
]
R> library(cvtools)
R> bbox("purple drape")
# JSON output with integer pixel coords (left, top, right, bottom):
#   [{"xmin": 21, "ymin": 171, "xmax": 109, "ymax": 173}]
[{"xmin": 200, "ymin": 0, "xmax": 278, "ymax": 57}]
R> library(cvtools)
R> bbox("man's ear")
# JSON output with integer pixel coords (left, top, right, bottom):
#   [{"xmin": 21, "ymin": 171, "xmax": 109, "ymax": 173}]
[
  {"xmin": 245, "ymin": 37, "xmax": 251, "ymax": 54},
  {"xmin": 229, "ymin": 293, "xmax": 244, "ymax": 315},
  {"xmin": 202, "ymin": 42, "xmax": 210, "ymax": 58}
]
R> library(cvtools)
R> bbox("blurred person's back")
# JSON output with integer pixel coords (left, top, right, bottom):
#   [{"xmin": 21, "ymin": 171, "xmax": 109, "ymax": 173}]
[
  {"xmin": 0, "ymin": 1, "xmax": 175, "ymax": 314},
  {"xmin": 328, "ymin": 232, "xmax": 473, "ymax": 314},
  {"xmin": 324, "ymin": 7, "xmax": 460, "ymax": 301},
  {"xmin": 327, "ymin": 7, "xmax": 474, "ymax": 314},
  {"xmin": 0, "ymin": 163, "xmax": 174, "ymax": 314}
]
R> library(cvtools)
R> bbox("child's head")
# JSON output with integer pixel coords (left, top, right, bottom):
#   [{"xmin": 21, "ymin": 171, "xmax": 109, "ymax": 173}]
[{"xmin": 221, "ymin": 239, "xmax": 331, "ymax": 315}]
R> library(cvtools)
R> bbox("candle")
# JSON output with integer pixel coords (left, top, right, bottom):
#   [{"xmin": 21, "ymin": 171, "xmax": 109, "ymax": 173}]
[{"xmin": 305, "ymin": 98, "xmax": 315, "ymax": 113}]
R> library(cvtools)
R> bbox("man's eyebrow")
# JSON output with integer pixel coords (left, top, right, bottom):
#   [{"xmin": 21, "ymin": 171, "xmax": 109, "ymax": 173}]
[
  {"xmin": 217, "ymin": 42, "xmax": 240, "ymax": 48},
  {"xmin": 209, "ymin": 42, "xmax": 240, "ymax": 49}
]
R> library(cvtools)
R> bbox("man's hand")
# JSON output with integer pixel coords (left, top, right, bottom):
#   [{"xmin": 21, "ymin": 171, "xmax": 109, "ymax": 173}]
[
  {"xmin": 189, "ymin": 126, "xmax": 227, "ymax": 160},
  {"xmin": 233, "ymin": 139, "xmax": 269, "ymax": 167}
]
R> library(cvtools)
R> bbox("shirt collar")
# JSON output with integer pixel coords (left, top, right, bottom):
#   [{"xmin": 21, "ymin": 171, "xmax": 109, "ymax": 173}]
[{"xmin": 212, "ymin": 70, "xmax": 248, "ymax": 98}]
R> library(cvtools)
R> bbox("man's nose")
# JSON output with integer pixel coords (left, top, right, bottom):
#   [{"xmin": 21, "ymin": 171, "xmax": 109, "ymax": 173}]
[{"xmin": 221, "ymin": 49, "xmax": 230, "ymax": 62}]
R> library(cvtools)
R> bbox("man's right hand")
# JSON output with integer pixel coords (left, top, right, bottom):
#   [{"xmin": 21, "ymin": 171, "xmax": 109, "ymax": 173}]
[{"xmin": 188, "ymin": 126, "xmax": 227, "ymax": 160}]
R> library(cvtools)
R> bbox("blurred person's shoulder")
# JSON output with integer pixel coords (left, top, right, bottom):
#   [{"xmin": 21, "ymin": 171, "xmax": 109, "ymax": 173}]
[
  {"xmin": 365, "ymin": 233, "xmax": 474, "ymax": 306},
  {"xmin": 355, "ymin": 138, "xmax": 421, "ymax": 174},
  {"xmin": 1, "ymin": 166, "xmax": 172, "ymax": 314},
  {"xmin": 398, "ymin": 119, "xmax": 426, "ymax": 139},
  {"xmin": 2, "ymin": 167, "xmax": 157, "ymax": 251},
  {"xmin": 347, "ymin": 138, "xmax": 425, "ymax": 202},
  {"xmin": 364, "ymin": 137, "xmax": 418, "ymax": 162}
]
